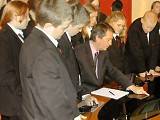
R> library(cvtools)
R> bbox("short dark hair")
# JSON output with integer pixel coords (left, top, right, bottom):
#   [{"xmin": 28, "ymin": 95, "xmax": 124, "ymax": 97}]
[
  {"xmin": 151, "ymin": 1, "xmax": 160, "ymax": 9},
  {"xmin": 90, "ymin": 23, "xmax": 114, "ymax": 41},
  {"xmin": 112, "ymin": 0, "xmax": 123, "ymax": 11},
  {"xmin": 36, "ymin": 0, "xmax": 72, "ymax": 27}
]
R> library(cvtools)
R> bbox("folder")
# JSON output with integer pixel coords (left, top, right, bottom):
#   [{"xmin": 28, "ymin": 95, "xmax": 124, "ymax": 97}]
[{"xmin": 91, "ymin": 87, "xmax": 129, "ymax": 100}]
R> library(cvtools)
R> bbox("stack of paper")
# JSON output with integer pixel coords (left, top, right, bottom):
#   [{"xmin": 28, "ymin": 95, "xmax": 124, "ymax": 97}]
[{"xmin": 91, "ymin": 88, "xmax": 129, "ymax": 100}]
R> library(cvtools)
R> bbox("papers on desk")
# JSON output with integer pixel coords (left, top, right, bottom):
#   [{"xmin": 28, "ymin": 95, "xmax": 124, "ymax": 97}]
[{"xmin": 91, "ymin": 88, "xmax": 129, "ymax": 100}]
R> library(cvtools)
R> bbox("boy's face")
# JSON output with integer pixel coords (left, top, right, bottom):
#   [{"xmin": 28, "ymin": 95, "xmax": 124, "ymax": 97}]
[
  {"xmin": 47, "ymin": 18, "xmax": 72, "ymax": 39},
  {"xmin": 142, "ymin": 18, "xmax": 157, "ymax": 33},
  {"xmin": 14, "ymin": 9, "xmax": 30, "ymax": 30},
  {"xmin": 111, "ymin": 19, "xmax": 126, "ymax": 34}
]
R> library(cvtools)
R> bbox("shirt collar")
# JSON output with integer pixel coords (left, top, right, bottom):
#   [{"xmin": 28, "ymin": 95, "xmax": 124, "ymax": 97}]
[
  {"xmin": 35, "ymin": 26, "xmax": 58, "ymax": 47},
  {"xmin": 89, "ymin": 41, "xmax": 99, "ymax": 59},
  {"xmin": 113, "ymin": 33, "xmax": 119, "ymax": 39},
  {"xmin": 65, "ymin": 32, "xmax": 71, "ymax": 42},
  {"xmin": 7, "ymin": 23, "xmax": 24, "ymax": 36}
]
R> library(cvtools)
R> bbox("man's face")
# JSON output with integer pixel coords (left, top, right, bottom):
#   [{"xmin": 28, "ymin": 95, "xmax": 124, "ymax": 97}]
[
  {"xmin": 66, "ymin": 24, "xmax": 84, "ymax": 37},
  {"xmin": 111, "ymin": 19, "xmax": 125, "ymax": 34},
  {"xmin": 152, "ymin": 2, "xmax": 160, "ymax": 15},
  {"xmin": 142, "ymin": 19, "xmax": 157, "ymax": 33},
  {"xmin": 52, "ymin": 18, "xmax": 72, "ymax": 39},
  {"xmin": 96, "ymin": 30, "xmax": 113, "ymax": 51}
]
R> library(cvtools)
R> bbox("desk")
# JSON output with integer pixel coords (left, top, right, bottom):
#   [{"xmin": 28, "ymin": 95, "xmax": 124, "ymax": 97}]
[
  {"xmin": 149, "ymin": 114, "xmax": 160, "ymax": 120},
  {"xmin": 84, "ymin": 75, "xmax": 160, "ymax": 120},
  {"xmin": 84, "ymin": 95, "xmax": 110, "ymax": 120}
]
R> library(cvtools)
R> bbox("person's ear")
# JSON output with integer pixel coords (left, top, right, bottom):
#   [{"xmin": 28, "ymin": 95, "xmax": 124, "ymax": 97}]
[
  {"xmin": 95, "ymin": 35, "xmax": 101, "ymax": 42},
  {"xmin": 43, "ymin": 23, "xmax": 55, "ymax": 33},
  {"xmin": 141, "ymin": 18, "xmax": 145, "ymax": 24},
  {"xmin": 44, "ymin": 23, "xmax": 53, "ymax": 29}
]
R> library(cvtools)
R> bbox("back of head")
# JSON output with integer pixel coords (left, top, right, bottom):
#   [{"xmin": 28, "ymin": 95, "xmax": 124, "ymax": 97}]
[
  {"xmin": 72, "ymin": 3, "xmax": 89, "ymax": 26},
  {"xmin": 36, "ymin": 0, "xmax": 72, "ymax": 27},
  {"xmin": 90, "ymin": 23, "xmax": 114, "ymax": 41},
  {"xmin": 141, "ymin": 11, "xmax": 158, "ymax": 33},
  {"xmin": 112, "ymin": 0, "xmax": 123, "ymax": 11},
  {"xmin": 0, "ymin": 0, "xmax": 29, "ymax": 29},
  {"xmin": 106, "ymin": 11, "xmax": 125, "ymax": 24},
  {"xmin": 142, "ymin": 11, "xmax": 157, "ymax": 25}
]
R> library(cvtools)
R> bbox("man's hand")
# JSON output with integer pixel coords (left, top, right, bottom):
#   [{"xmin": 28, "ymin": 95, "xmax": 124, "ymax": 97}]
[
  {"xmin": 74, "ymin": 114, "xmax": 87, "ymax": 120},
  {"xmin": 155, "ymin": 66, "xmax": 160, "ymax": 72},
  {"xmin": 127, "ymin": 85, "xmax": 149, "ymax": 96},
  {"xmin": 149, "ymin": 69, "xmax": 160, "ymax": 76},
  {"xmin": 84, "ymin": 94, "xmax": 98, "ymax": 106},
  {"xmin": 139, "ymin": 71, "xmax": 147, "ymax": 77}
]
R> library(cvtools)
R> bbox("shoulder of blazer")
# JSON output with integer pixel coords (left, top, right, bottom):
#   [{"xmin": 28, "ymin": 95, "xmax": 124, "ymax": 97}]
[
  {"xmin": 0, "ymin": 25, "xmax": 18, "ymax": 38},
  {"xmin": 75, "ymin": 41, "xmax": 91, "ymax": 56},
  {"xmin": 0, "ymin": 25, "xmax": 22, "ymax": 46},
  {"xmin": 31, "ymin": 28, "xmax": 58, "ymax": 50}
]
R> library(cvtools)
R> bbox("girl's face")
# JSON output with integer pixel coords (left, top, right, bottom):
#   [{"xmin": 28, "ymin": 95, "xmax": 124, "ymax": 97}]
[{"xmin": 110, "ymin": 19, "xmax": 126, "ymax": 34}]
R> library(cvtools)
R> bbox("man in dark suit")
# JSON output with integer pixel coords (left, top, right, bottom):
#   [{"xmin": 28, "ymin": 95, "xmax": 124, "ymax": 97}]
[
  {"xmin": 19, "ymin": 1, "xmax": 80, "ymax": 120},
  {"xmin": 0, "ymin": 1, "xmax": 30, "ymax": 120},
  {"xmin": 125, "ymin": 11, "xmax": 160, "ymax": 77},
  {"xmin": 58, "ymin": 3, "xmax": 89, "ymax": 92},
  {"xmin": 75, "ymin": 23, "xmax": 149, "ymax": 120},
  {"xmin": 75, "ymin": 23, "xmax": 149, "ymax": 96}
]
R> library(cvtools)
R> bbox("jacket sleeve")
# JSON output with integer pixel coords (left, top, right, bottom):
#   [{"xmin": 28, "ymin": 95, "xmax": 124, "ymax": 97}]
[{"xmin": 105, "ymin": 56, "xmax": 133, "ymax": 89}]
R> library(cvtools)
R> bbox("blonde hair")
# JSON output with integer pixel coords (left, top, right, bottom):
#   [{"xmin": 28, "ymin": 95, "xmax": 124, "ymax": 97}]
[
  {"xmin": 106, "ymin": 11, "xmax": 125, "ymax": 24},
  {"xmin": 106, "ymin": 11, "xmax": 127, "ymax": 43},
  {"xmin": 0, "ymin": 1, "xmax": 29, "ymax": 28}
]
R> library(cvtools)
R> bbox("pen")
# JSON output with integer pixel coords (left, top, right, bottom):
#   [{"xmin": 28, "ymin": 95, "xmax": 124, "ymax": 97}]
[{"xmin": 109, "ymin": 91, "xmax": 115, "ymax": 96}]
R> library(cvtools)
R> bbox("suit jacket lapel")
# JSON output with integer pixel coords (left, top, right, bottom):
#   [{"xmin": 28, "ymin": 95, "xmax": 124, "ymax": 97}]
[
  {"xmin": 85, "ymin": 41, "xmax": 95, "ymax": 71},
  {"xmin": 5, "ymin": 25, "xmax": 22, "ymax": 46},
  {"xmin": 33, "ymin": 28, "xmax": 61, "ymax": 56},
  {"xmin": 85, "ymin": 42, "xmax": 98, "ymax": 82},
  {"xmin": 97, "ymin": 51, "xmax": 106, "ymax": 83}
]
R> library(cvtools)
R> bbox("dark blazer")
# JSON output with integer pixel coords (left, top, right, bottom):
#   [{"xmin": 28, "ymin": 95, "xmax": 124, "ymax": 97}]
[
  {"xmin": 125, "ymin": 18, "xmax": 160, "ymax": 73},
  {"xmin": 19, "ymin": 28, "xmax": 79, "ymax": 120},
  {"xmin": 74, "ymin": 41, "xmax": 133, "ymax": 94},
  {"xmin": 0, "ymin": 25, "xmax": 22, "ymax": 116},
  {"xmin": 23, "ymin": 14, "xmax": 36, "ymax": 38},
  {"xmin": 58, "ymin": 33, "xmax": 80, "ymax": 91},
  {"xmin": 108, "ymin": 37, "xmax": 126, "ymax": 73},
  {"xmin": 71, "ymin": 32, "xmax": 85, "ymax": 48}
]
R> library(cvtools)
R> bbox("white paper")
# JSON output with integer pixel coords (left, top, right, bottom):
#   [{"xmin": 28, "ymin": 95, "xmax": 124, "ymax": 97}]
[{"xmin": 91, "ymin": 88, "xmax": 129, "ymax": 100}]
